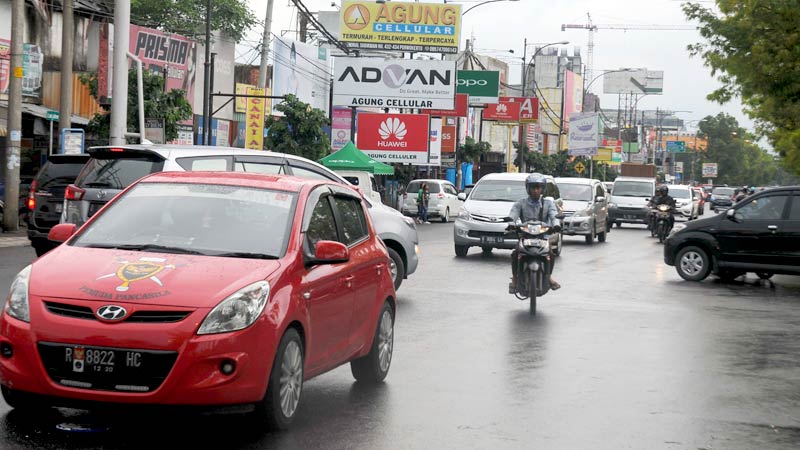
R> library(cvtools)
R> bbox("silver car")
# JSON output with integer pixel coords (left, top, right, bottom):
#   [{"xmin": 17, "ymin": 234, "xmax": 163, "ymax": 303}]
[
  {"xmin": 555, "ymin": 177, "xmax": 610, "ymax": 244},
  {"xmin": 60, "ymin": 145, "xmax": 419, "ymax": 290},
  {"xmin": 453, "ymin": 172, "xmax": 563, "ymax": 257}
]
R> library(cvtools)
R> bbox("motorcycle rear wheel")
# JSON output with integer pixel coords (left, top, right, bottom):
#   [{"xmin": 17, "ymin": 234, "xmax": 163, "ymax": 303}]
[{"xmin": 529, "ymin": 270, "xmax": 538, "ymax": 316}]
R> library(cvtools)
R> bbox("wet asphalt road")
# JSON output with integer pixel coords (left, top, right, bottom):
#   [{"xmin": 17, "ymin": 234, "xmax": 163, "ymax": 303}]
[{"xmin": 0, "ymin": 216, "xmax": 799, "ymax": 450}]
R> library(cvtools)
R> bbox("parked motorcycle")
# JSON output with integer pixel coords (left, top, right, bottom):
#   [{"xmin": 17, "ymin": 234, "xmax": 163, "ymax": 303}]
[
  {"xmin": 506, "ymin": 220, "xmax": 560, "ymax": 315},
  {"xmin": 654, "ymin": 204, "xmax": 675, "ymax": 243}
]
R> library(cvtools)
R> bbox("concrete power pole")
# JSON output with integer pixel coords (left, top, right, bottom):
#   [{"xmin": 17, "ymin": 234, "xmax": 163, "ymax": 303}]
[
  {"xmin": 3, "ymin": 0, "xmax": 24, "ymax": 231},
  {"xmin": 258, "ymin": 0, "xmax": 275, "ymax": 89},
  {"xmin": 59, "ymin": 0, "xmax": 74, "ymax": 145},
  {"xmin": 110, "ymin": 0, "xmax": 130, "ymax": 145}
]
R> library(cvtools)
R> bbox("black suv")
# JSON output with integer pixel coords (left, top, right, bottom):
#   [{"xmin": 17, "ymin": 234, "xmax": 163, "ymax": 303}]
[
  {"xmin": 26, "ymin": 154, "xmax": 90, "ymax": 256},
  {"xmin": 664, "ymin": 186, "xmax": 800, "ymax": 281}
]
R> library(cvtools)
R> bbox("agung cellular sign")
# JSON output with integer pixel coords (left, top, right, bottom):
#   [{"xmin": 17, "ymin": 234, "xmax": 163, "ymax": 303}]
[{"xmin": 334, "ymin": 58, "xmax": 456, "ymax": 109}]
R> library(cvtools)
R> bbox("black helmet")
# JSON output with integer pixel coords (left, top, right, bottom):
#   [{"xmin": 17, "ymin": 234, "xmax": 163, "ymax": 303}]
[
  {"xmin": 657, "ymin": 185, "xmax": 669, "ymax": 195},
  {"xmin": 525, "ymin": 173, "xmax": 547, "ymax": 192}
]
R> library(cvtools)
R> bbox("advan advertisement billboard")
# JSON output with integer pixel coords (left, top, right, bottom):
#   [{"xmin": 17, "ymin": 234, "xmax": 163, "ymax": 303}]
[{"xmin": 334, "ymin": 58, "xmax": 456, "ymax": 109}]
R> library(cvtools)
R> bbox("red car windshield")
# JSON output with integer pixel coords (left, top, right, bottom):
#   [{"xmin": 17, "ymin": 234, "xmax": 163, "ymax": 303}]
[{"xmin": 72, "ymin": 182, "xmax": 297, "ymax": 259}]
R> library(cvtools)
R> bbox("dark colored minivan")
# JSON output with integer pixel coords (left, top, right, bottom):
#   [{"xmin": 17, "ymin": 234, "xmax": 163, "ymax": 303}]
[{"xmin": 26, "ymin": 154, "xmax": 90, "ymax": 256}]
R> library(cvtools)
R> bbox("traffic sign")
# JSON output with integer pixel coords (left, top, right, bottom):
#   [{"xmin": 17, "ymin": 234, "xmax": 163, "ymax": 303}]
[
  {"xmin": 46, "ymin": 110, "xmax": 59, "ymax": 121},
  {"xmin": 675, "ymin": 162, "xmax": 683, "ymax": 174},
  {"xmin": 666, "ymin": 141, "xmax": 686, "ymax": 153},
  {"xmin": 575, "ymin": 161, "xmax": 586, "ymax": 174}
]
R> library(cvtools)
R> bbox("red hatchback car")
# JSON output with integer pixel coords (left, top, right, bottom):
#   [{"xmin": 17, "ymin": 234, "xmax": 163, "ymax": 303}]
[{"xmin": 0, "ymin": 171, "xmax": 396, "ymax": 429}]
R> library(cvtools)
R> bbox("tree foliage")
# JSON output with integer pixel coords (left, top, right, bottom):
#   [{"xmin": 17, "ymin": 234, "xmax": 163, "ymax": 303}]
[
  {"xmin": 460, "ymin": 137, "xmax": 491, "ymax": 163},
  {"xmin": 131, "ymin": 0, "xmax": 256, "ymax": 43},
  {"xmin": 80, "ymin": 69, "xmax": 193, "ymax": 143},
  {"xmin": 695, "ymin": 113, "xmax": 782, "ymax": 186},
  {"xmin": 684, "ymin": 1, "xmax": 800, "ymax": 175},
  {"xmin": 264, "ymin": 95, "xmax": 330, "ymax": 161}
]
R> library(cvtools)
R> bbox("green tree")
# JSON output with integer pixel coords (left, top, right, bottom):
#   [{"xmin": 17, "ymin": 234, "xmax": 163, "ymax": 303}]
[
  {"xmin": 684, "ymin": 1, "xmax": 800, "ymax": 175},
  {"xmin": 131, "ymin": 0, "xmax": 255, "ymax": 43},
  {"xmin": 80, "ymin": 69, "xmax": 193, "ymax": 143},
  {"xmin": 264, "ymin": 95, "xmax": 330, "ymax": 161},
  {"xmin": 696, "ymin": 113, "xmax": 780, "ymax": 185},
  {"xmin": 460, "ymin": 137, "xmax": 491, "ymax": 164}
]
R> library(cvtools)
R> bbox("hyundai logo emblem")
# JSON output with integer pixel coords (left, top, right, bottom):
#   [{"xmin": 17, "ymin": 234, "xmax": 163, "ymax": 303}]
[{"xmin": 96, "ymin": 305, "xmax": 128, "ymax": 321}]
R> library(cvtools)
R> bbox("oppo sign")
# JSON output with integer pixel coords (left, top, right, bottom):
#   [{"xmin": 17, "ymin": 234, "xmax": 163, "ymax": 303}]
[{"xmin": 456, "ymin": 70, "xmax": 500, "ymax": 104}]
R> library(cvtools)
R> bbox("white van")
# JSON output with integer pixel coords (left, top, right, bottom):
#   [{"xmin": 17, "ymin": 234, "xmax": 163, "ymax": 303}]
[
  {"xmin": 335, "ymin": 170, "xmax": 383, "ymax": 204},
  {"xmin": 608, "ymin": 176, "xmax": 656, "ymax": 227}
]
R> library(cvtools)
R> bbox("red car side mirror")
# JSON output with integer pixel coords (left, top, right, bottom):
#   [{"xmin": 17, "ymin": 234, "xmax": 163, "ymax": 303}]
[
  {"xmin": 48, "ymin": 223, "xmax": 77, "ymax": 243},
  {"xmin": 313, "ymin": 240, "xmax": 349, "ymax": 263}
]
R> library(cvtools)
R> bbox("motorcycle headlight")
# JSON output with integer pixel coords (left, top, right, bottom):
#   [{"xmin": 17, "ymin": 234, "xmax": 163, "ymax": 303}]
[
  {"xmin": 457, "ymin": 209, "xmax": 472, "ymax": 220},
  {"xmin": 525, "ymin": 224, "xmax": 546, "ymax": 234},
  {"xmin": 198, "ymin": 281, "xmax": 270, "ymax": 335},
  {"xmin": 5, "ymin": 265, "xmax": 32, "ymax": 322},
  {"xmin": 658, "ymin": 204, "xmax": 671, "ymax": 212}
]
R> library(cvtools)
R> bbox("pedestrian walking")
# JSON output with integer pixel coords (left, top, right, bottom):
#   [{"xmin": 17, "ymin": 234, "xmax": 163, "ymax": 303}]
[{"xmin": 420, "ymin": 183, "xmax": 430, "ymax": 224}]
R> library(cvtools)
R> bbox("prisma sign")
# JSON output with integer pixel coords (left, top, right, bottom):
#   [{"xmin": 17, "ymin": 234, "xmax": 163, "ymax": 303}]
[
  {"xmin": 456, "ymin": 70, "xmax": 499, "ymax": 104},
  {"xmin": 334, "ymin": 58, "xmax": 456, "ymax": 109},
  {"xmin": 357, "ymin": 113, "xmax": 430, "ymax": 164}
]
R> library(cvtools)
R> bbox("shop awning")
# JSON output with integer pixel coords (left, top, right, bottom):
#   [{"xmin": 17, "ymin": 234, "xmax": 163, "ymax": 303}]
[
  {"xmin": 0, "ymin": 101, "xmax": 90, "ymax": 126},
  {"xmin": 318, "ymin": 141, "xmax": 395, "ymax": 175}
]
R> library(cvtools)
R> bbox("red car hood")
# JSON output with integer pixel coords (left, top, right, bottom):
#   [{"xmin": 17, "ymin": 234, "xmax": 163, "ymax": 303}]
[{"xmin": 30, "ymin": 246, "xmax": 282, "ymax": 308}]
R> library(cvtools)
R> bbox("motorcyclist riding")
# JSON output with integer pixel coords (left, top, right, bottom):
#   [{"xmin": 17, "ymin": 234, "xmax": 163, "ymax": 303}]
[
  {"xmin": 509, "ymin": 173, "xmax": 561, "ymax": 293},
  {"xmin": 647, "ymin": 185, "xmax": 676, "ymax": 230}
]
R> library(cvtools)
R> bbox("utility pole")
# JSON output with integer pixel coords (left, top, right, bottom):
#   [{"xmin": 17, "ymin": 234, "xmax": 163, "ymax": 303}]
[
  {"xmin": 110, "ymin": 0, "xmax": 130, "ymax": 145},
  {"xmin": 59, "ymin": 0, "xmax": 74, "ymax": 144},
  {"xmin": 258, "ymin": 0, "xmax": 275, "ymax": 89},
  {"xmin": 518, "ymin": 37, "xmax": 527, "ymax": 173},
  {"xmin": 3, "ymin": 0, "xmax": 24, "ymax": 231},
  {"xmin": 202, "ymin": 0, "xmax": 212, "ymax": 145}
]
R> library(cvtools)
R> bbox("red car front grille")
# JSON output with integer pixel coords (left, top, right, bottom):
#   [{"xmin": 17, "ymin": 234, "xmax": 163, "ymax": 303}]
[{"xmin": 44, "ymin": 301, "xmax": 191, "ymax": 323}]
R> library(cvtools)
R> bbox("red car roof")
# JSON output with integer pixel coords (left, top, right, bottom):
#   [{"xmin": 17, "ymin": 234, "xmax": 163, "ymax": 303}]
[{"xmin": 139, "ymin": 171, "xmax": 336, "ymax": 193}]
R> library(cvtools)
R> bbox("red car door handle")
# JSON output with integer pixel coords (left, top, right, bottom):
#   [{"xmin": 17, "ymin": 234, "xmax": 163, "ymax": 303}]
[
  {"xmin": 343, "ymin": 275, "xmax": 355, "ymax": 288},
  {"xmin": 375, "ymin": 263, "xmax": 383, "ymax": 275}
]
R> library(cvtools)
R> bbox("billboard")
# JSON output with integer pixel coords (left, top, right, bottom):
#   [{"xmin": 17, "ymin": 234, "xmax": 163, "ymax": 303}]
[
  {"xmin": 421, "ymin": 93, "xmax": 468, "ymax": 117},
  {"xmin": 563, "ymin": 70, "xmax": 583, "ymax": 126},
  {"xmin": 603, "ymin": 69, "xmax": 664, "ymax": 95},
  {"xmin": 441, "ymin": 125, "xmax": 456, "ymax": 153},
  {"xmin": 702, "ymin": 163, "xmax": 718, "ymax": 178},
  {"xmin": 130, "ymin": 25, "xmax": 195, "ymax": 98},
  {"xmin": 0, "ymin": 39, "xmax": 43, "ymax": 100},
  {"xmin": 331, "ymin": 107, "xmax": 352, "ymax": 152},
  {"xmin": 456, "ymin": 70, "xmax": 499, "ymax": 104},
  {"xmin": 538, "ymin": 88, "xmax": 563, "ymax": 135},
  {"xmin": 245, "ymin": 87, "xmax": 266, "ymax": 150},
  {"xmin": 428, "ymin": 118, "xmax": 442, "ymax": 166},
  {"xmin": 500, "ymin": 96, "xmax": 538, "ymax": 123},
  {"xmin": 334, "ymin": 58, "xmax": 456, "ymax": 109},
  {"xmin": 357, "ymin": 113, "xmax": 430, "ymax": 164},
  {"xmin": 339, "ymin": 1, "xmax": 462, "ymax": 54},
  {"xmin": 567, "ymin": 113, "xmax": 599, "ymax": 156},
  {"xmin": 483, "ymin": 100, "xmax": 520, "ymax": 122},
  {"xmin": 273, "ymin": 37, "xmax": 330, "ymax": 113}
]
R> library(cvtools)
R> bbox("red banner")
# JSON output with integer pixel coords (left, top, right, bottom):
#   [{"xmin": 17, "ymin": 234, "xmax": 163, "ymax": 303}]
[
  {"xmin": 357, "ymin": 113, "xmax": 430, "ymax": 153},
  {"xmin": 500, "ymin": 97, "xmax": 538, "ymax": 123},
  {"xmin": 441, "ymin": 125, "xmax": 456, "ymax": 153},
  {"xmin": 421, "ymin": 93, "xmax": 468, "ymax": 117},
  {"xmin": 483, "ymin": 100, "xmax": 521, "ymax": 122}
]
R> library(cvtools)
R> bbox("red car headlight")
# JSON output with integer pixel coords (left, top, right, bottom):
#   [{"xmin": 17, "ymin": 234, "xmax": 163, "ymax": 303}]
[{"xmin": 197, "ymin": 281, "xmax": 270, "ymax": 335}]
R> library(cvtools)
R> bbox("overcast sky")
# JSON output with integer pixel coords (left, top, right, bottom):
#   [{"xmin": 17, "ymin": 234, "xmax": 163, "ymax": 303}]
[{"xmin": 242, "ymin": 0, "xmax": 751, "ymax": 132}]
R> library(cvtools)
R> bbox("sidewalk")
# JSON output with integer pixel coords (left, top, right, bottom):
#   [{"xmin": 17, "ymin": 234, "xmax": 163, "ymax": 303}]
[{"xmin": 0, "ymin": 226, "xmax": 30, "ymax": 249}]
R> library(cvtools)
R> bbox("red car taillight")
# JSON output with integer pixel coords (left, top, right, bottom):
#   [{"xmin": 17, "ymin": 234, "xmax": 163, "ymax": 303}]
[
  {"xmin": 27, "ymin": 180, "xmax": 37, "ymax": 210},
  {"xmin": 65, "ymin": 184, "xmax": 85, "ymax": 201}
]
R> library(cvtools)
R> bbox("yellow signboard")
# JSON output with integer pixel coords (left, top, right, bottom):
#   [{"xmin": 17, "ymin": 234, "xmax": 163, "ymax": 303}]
[
  {"xmin": 245, "ymin": 87, "xmax": 266, "ymax": 150},
  {"xmin": 339, "ymin": 1, "xmax": 462, "ymax": 54},
  {"xmin": 574, "ymin": 161, "xmax": 586, "ymax": 174},
  {"xmin": 592, "ymin": 147, "xmax": 613, "ymax": 162}
]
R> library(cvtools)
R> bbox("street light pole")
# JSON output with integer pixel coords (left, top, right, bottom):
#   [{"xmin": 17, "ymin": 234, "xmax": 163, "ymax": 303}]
[{"xmin": 461, "ymin": 0, "xmax": 520, "ymax": 16}]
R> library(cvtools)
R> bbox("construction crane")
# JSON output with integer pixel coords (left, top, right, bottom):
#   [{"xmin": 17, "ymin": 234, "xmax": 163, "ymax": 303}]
[{"xmin": 561, "ymin": 13, "xmax": 696, "ymax": 85}]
